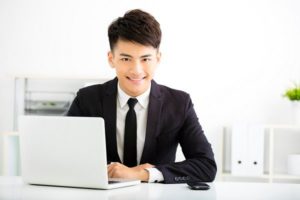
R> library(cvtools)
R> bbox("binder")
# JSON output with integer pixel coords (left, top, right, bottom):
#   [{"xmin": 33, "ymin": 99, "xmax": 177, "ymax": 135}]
[
  {"xmin": 231, "ymin": 123, "xmax": 264, "ymax": 176},
  {"xmin": 247, "ymin": 124, "xmax": 264, "ymax": 175},
  {"xmin": 231, "ymin": 123, "xmax": 248, "ymax": 175}
]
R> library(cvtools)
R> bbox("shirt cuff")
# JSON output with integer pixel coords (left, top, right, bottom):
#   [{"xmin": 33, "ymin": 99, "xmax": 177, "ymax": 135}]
[{"xmin": 145, "ymin": 167, "xmax": 164, "ymax": 183}]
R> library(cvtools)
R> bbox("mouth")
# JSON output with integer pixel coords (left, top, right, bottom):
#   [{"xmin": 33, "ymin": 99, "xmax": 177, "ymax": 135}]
[{"xmin": 127, "ymin": 76, "xmax": 146, "ymax": 84}]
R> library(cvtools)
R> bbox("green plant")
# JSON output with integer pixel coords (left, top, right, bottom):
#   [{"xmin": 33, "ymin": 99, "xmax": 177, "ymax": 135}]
[{"xmin": 284, "ymin": 84, "xmax": 300, "ymax": 101}]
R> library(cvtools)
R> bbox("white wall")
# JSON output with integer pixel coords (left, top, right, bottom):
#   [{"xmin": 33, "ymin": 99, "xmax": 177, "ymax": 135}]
[{"xmin": 1, "ymin": 0, "xmax": 300, "ymax": 174}]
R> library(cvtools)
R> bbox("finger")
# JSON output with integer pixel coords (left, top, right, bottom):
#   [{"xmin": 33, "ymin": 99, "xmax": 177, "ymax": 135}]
[
  {"xmin": 108, "ymin": 162, "xmax": 123, "ymax": 178},
  {"xmin": 134, "ymin": 163, "xmax": 154, "ymax": 170},
  {"xmin": 108, "ymin": 166, "xmax": 115, "ymax": 178},
  {"xmin": 108, "ymin": 162, "xmax": 116, "ymax": 165},
  {"xmin": 144, "ymin": 163, "xmax": 154, "ymax": 168},
  {"xmin": 107, "ymin": 164, "xmax": 115, "ymax": 178}
]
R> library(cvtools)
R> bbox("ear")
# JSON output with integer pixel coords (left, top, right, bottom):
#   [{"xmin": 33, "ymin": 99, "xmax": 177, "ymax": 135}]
[
  {"xmin": 107, "ymin": 51, "xmax": 115, "ymax": 68},
  {"xmin": 156, "ymin": 51, "xmax": 162, "ymax": 64}
]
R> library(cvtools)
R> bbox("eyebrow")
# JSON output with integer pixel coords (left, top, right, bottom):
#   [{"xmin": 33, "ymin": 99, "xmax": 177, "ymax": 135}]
[{"xmin": 119, "ymin": 53, "xmax": 153, "ymax": 58}]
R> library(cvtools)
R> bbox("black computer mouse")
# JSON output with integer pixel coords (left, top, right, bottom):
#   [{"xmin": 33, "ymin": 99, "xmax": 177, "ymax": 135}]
[{"xmin": 187, "ymin": 181, "xmax": 210, "ymax": 190}]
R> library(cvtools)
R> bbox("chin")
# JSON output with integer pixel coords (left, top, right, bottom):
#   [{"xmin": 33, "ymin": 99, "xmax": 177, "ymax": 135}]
[{"xmin": 128, "ymin": 86, "xmax": 149, "ymax": 97}]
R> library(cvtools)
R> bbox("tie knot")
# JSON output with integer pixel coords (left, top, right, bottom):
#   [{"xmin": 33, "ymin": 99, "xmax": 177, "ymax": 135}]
[{"xmin": 127, "ymin": 98, "xmax": 138, "ymax": 109}]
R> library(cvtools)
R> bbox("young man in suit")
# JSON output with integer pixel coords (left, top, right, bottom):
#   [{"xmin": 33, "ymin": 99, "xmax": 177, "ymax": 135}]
[{"xmin": 67, "ymin": 9, "xmax": 217, "ymax": 183}]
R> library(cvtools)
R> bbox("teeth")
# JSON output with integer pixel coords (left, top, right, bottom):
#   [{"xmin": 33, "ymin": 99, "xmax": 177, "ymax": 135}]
[{"xmin": 129, "ymin": 77, "xmax": 143, "ymax": 81}]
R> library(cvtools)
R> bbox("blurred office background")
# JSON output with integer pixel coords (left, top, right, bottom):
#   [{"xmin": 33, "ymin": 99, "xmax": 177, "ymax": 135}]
[{"xmin": 0, "ymin": 0, "xmax": 300, "ymax": 182}]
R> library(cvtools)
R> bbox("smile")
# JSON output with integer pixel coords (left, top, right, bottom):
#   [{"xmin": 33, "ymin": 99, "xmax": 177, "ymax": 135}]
[{"xmin": 127, "ymin": 77, "xmax": 146, "ymax": 83}]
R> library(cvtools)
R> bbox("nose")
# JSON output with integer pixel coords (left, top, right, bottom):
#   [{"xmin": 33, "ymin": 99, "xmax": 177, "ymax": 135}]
[{"xmin": 131, "ymin": 60, "xmax": 143, "ymax": 75}]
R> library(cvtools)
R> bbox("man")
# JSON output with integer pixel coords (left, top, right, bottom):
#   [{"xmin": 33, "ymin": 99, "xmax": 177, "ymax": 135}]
[{"xmin": 67, "ymin": 9, "xmax": 217, "ymax": 183}]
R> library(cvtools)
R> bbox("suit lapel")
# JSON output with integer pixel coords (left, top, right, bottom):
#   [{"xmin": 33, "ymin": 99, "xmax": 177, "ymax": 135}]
[
  {"xmin": 140, "ymin": 80, "xmax": 162, "ymax": 164},
  {"xmin": 103, "ymin": 78, "xmax": 121, "ymax": 162}
]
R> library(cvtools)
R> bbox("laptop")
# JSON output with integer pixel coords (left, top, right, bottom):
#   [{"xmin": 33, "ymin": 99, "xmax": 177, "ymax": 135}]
[{"xmin": 19, "ymin": 115, "xmax": 141, "ymax": 189}]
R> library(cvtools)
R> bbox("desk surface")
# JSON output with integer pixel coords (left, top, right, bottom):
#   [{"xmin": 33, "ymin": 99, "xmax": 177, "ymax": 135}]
[{"xmin": 1, "ymin": 177, "xmax": 300, "ymax": 200}]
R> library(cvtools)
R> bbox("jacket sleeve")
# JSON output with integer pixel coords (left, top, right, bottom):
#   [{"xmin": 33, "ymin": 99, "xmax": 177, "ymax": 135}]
[
  {"xmin": 66, "ymin": 95, "xmax": 82, "ymax": 116},
  {"xmin": 155, "ymin": 97, "xmax": 217, "ymax": 183},
  {"xmin": 66, "ymin": 90, "xmax": 89, "ymax": 116}
]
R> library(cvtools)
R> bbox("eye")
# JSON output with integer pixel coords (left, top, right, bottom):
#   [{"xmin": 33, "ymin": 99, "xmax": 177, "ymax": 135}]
[
  {"xmin": 142, "ymin": 58, "xmax": 151, "ymax": 62},
  {"xmin": 121, "ymin": 58, "xmax": 130, "ymax": 62}
]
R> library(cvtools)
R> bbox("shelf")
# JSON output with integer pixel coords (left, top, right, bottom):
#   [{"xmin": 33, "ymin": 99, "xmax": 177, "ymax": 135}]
[
  {"xmin": 220, "ymin": 124, "xmax": 300, "ymax": 183},
  {"xmin": 221, "ymin": 172, "xmax": 270, "ymax": 179},
  {"xmin": 265, "ymin": 125, "xmax": 300, "ymax": 130},
  {"xmin": 220, "ymin": 173, "xmax": 300, "ymax": 184},
  {"xmin": 24, "ymin": 100, "xmax": 70, "ymax": 115},
  {"xmin": 14, "ymin": 77, "xmax": 109, "ymax": 130},
  {"xmin": 221, "ymin": 172, "xmax": 300, "ymax": 180},
  {"xmin": 273, "ymin": 174, "xmax": 300, "ymax": 180}
]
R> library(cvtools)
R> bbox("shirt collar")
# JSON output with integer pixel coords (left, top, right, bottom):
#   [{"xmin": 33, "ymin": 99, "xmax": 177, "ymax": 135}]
[{"xmin": 117, "ymin": 83, "xmax": 151, "ymax": 109}]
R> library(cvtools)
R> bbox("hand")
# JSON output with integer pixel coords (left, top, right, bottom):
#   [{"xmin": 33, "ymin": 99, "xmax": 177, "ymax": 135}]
[{"xmin": 107, "ymin": 162, "xmax": 154, "ymax": 182}]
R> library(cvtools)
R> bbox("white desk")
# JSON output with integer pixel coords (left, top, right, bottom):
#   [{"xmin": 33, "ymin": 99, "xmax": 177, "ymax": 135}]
[{"xmin": 1, "ymin": 177, "xmax": 300, "ymax": 200}]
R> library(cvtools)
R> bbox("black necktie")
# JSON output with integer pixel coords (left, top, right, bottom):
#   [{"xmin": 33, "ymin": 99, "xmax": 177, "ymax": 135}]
[{"xmin": 123, "ymin": 98, "xmax": 138, "ymax": 167}]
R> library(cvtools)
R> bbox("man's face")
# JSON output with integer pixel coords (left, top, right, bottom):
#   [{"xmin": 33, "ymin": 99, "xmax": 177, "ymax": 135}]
[{"xmin": 108, "ymin": 40, "xmax": 161, "ymax": 97}]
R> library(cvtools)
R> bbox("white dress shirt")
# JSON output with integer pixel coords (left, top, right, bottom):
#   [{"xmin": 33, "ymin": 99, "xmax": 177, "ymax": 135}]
[{"xmin": 116, "ymin": 83, "xmax": 164, "ymax": 183}]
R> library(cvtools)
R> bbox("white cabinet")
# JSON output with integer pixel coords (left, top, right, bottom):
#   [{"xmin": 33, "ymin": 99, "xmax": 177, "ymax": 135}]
[{"xmin": 220, "ymin": 125, "xmax": 300, "ymax": 183}]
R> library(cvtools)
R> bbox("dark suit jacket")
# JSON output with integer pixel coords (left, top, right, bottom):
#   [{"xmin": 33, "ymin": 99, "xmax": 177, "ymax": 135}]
[{"xmin": 67, "ymin": 78, "xmax": 217, "ymax": 183}]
